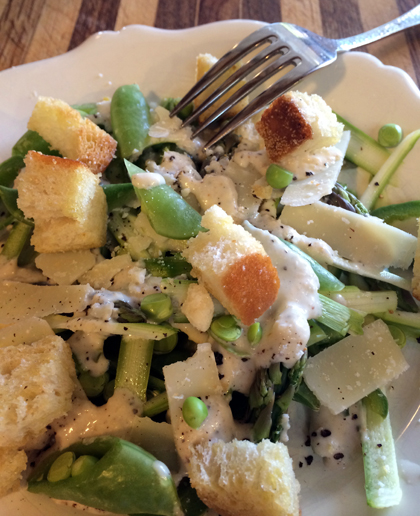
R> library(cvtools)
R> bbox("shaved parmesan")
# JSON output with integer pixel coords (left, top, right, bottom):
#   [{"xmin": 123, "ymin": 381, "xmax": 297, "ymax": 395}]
[
  {"xmin": 281, "ymin": 131, "xmax": 350, "ymax": 206},
  {"xmin": 0, "ymin": 317, "xmax": 54, "ymax": 347},
  {"xmin": 0, "ymin": 282, "xmax": 93, "ymax": 323},
  {"xmin": 303, "ymin": 319, "xmax": 408, "ymax": 415},
  {"xmin": 35, "ymin": 250, "xmax": 96, "ymax": 285},
  {"xmin": 281, "ymin": 201, "xmax": 417, "ymax": 269}
]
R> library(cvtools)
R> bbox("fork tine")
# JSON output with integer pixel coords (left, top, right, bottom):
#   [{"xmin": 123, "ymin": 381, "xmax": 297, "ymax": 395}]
[
  {"xmin": 170, "ymin": 26, "xmax": 278, "ymax": 118},
  {"xmin": 203, "ymin": 60, "xmax": 316, "ymax": 150},
  {"xmin": 181, "ymin": 40, "xmax": 289, "ymax": 127},
  {"xmin": 192, "ymin": 52, "xmax": 302, "ymax": 139}
]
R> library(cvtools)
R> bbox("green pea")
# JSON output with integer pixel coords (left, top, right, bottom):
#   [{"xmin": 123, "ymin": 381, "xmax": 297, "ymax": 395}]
[
  {"xmin": 378, "ymin": 123, "xmax": 403, "ymax": 148},
  {"xmin": 266, "ymin": 164, "xmax": 293, "ymax": 189},
  {"xmin": 387, "ymin": 325, "xmax": 406, "ymax": 348},
  {"xmin": 78, "ymin": 371, "xmax": 109, "ymax": 398},
  {"xmin": 71, "ymin": 455, "xmax": 99, "ymax": 477},
  {"xmin": 141, "ymin": 293, "xmax": 173, "ymax": 323},
  {"xmin": 247, "ymin": 322, "xmax": 262, "ymax": 347},
  {"xmin": 47, "ymin": 451, "xmax": 75, "ymax": 482},
  {"xmin": 182, "ymin": 396, "xmax": 208, "ymax": 429},
  {"xmin": 210, "ymin": 315, "xmax": 242, "ymax": 342}
]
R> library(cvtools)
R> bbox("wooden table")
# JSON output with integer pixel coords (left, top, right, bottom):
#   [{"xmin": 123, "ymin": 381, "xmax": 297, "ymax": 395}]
[{"xmin": 0, "ymin": 0, "xmax": 419, "ymax": 87}]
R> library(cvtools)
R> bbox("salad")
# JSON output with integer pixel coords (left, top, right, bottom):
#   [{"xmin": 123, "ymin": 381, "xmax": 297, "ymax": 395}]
[{"xmin": 1, "ymin": 27, "xmax": 420, "ymax": 516}]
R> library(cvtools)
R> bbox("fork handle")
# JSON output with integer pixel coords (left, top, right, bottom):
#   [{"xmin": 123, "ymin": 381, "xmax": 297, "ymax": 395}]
[{"xmin": 335, "ymin": 5, "xmax": 420, "ymax": 52}]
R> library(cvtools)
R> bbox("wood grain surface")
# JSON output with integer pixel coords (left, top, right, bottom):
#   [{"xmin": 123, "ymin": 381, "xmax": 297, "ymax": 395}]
[{"xmin": 0, "ymin": 0, "xmax": 419, "ymax": 87}]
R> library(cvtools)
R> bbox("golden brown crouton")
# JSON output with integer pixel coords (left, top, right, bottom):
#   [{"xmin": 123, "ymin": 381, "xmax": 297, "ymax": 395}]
[
  {"xmin": 28, "ymin": 96, "xmax": 116, "ymax": 174},
  {"xmin": 188, "ymin": 439, "xmax": 300, "ymax": 516},
  {"xmin": 0, "ymin": 448, "xmax": 27, "ymax": 498},
  {"xmin": 183, "ymin": 206, "xmax": 279, "ymax": 325},
  {"xmin": 0, "ymin": 335, "xmax": 76, "ymax": 448},
  {"xmin": 16, "ymin": 152, "xmax": 107, "ymax": 252},
  {"xmin": 256, "ymin": 91, "xmax": 343, "ymax": 162},
  {"xmin": 194, "ymin": 53, "xmax": 248, "ymax": 123}
]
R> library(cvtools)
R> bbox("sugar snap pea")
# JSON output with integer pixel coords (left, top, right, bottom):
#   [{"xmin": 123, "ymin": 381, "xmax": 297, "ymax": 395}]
[
  {"xmin": 12, "ymin": 130, "xmax": 60, "ymax": 157},
  {"xmin": 111, "ymin": 84, "xmax": 151, "ymax": 158},
  {"xmin": 0, "ymin": 156, "xmax": 24, "ymax": 187}
]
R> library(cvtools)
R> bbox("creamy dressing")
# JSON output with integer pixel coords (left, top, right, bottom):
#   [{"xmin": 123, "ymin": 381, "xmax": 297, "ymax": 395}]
[
  {"xmin": 131, "ymin": 172, "xmax": 165, "ymax": 189},
  {"xmin": 309, "ymin": 405, "xmax": 361, "ymax": 464},
  {"xmin": 67, "ymin": 331, "xmax": 109, "ymax": 376},
  {"xmin": 51, "ymin": 389, "xmax": 142, "ymax": 450},
  {"xmin": 148, "ymin": 106, "xmax": 202, "ymax": 156},
  {"xmin": 174, "ymin": 394, "xmax": 236, "ymax": 462},
  {"xmin": 180, "ymin": 172, "xmax": 238, "ymax": 217},
  {"xmin": 245, "ymin": 222, "xmax": 321, "ymax": 368},
  {"xmin": 213, "ymin": 342, "xmax": 256, "ymax": 394},
  {"xmin": 279, "ymin": 146, "xmax": 342, "ymax": 181}
]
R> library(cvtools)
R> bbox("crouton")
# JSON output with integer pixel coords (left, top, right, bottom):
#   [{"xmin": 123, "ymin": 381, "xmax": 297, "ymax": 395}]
[
  {"xmin": 256, "ymin": 90, "xmax": 343, "ymax": 162},
  {"xmin": 188, "ymin": 439, "xmax": 300, "ymax": 516},
  {"xmin": 183, "ymin": 205, "xmax": 279, "ymax": 325},
  {"xmin": 16, "ymin": 151, "xmax": 107, "ymax": 252},
  {"xmin": 0, "ymin": 335, "xmax": 76, "ymax": 448},
  {"xmin": 181, "ymin": 283, "xmax": 214, "ymax": 332},
  {"xmin": 194, "ymin": 53, "xmax": 248, "ymax": 123},
  {"xmin": 27, "ymin": 96, "xmax": 116, "ymax": 174},
  {"xmin": 0, "ymin": 447, "xmax": 27, "ymax": 498}
]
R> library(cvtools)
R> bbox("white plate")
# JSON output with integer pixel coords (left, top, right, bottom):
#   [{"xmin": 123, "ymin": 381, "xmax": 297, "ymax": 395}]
[{"xmin": 1, "ymin": 21, "xmax": 420, "ymax": 516}]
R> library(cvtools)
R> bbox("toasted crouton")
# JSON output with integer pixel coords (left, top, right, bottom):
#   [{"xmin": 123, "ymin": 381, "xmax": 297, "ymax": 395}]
[
  {"xmin": 16, "ymin": 152, "xmax": 107, "ymax": 252},
  {"xmin": 183, "ymin": 206, "xmax": 279, "ymax": 325},
  {"xmin": 27, "ymin": 96, "xmax": 116, "ymax": 174},
  {"xmin": 0, "ymin": 447, "xmax": 27, "ymax": 498},
  {"xmin": 0, "ymin": 335, "xmax": 76, "ymax": 448},
  {"xmin": 188, "ymin": 439, "xmax": 300, "ymax": 516},
  {"xmin": 256, "ymin": 90, "xmax": 343, "ymax": 162},
  {"xmin": 194, "ymin": 53, "xmax": 248, "ymax": 123}
]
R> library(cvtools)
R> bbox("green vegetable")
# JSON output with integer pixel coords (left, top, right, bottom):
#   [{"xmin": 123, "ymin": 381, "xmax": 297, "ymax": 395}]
[
  {"xmin": 12, "ymin": 130, "xmax": 60, "ymax": 157},
  {"xmin": 160, "ymin": 98, "xmax": 194, "ymax": 120},
  {"xmin": 47, "ymin": 451, "xmax": 75, "ymax": 483},
  {"xmin": 135, "ymin": 141, "xmax": 193, "ymax": 170},
  {"xmin": 145, "ymin": 254, "xmax": 193, "ymax": 278},
  {"xmin": 247, "ymin": 322, "xmax": 262, "ymax": 347},
  {"xmin": 280, "ymin": 238, "xmax": 345, "ymax": 292},
  {"xmin": 103, "ymin": 183, "xmax": 136, "ymax": 211},
  {"xmin": 127, "ymin": 159, "xmax": 204, "ymax": 240},
  {"xmin": 177, "ymin": 476, "xmax": 207, "ymax": 516},
  {"xmin": 334, "ymin": 113, "xmax": 390, "ymax": 175},
  {"xmin": 293, "ymin": 380, "xmax": 320, "ymax": 411},
  {"xmin": 114, "ymin": 336, "xmax": 154, "ymax": 402},
  {"xmin": 141, "ymin": 293, "xmax": 173, "ymax": 323},
  {"xmin": 319, "ymin": 286, "xmax": 398, "ymax": 314},
  {"xmin": 317, "ymin": 294, "xmax": 365, "ymax": 335},
  {"xmin": 361, "ymin": 129, "xmax": 420, "ymax": 210},
  {"xmin": 371, "ymin": 200, "xmax": 420, "ymax": 223},
  {"xmin": 143, "ymin": 391, "xmax": 169, "ymax": 417},
  {"xmin": 387, "ymin": 324, "xmax": 406, "ymax": 347},
  {"xmin": 0, "ymin": 186, "xmax": 33, "ymax": 226},
  {"xmin": 71, "ymin": 103, "xmax": 98, "ymax": 116},
  {"xmin": 363, "ymin": 389, "xmax": 388, "ymax": 419},
  {"xmin": 378, "ymin": 124, "xmax": 403, "ymax": 148},
  {"xmin": 360, "ymin": 397, "xmax": 402, "ymax": 508},
  {"xmin": 182, "ymin": 396, "xmax": 208, "ymax": 429},
  {"xmin": 28, "ymin": 436, "xmax": 180, "ymax": 515},
  {"xmin": 0, "ymin": 156, "xmax": 24, "ymax": 187},
  {"xmin": 78, "ymin": 371, "xmax": 109, "ymax": 398},
  {"xmin": 307, "ymin": 321, "xmax": 327, "ymax": 346},
  {"xmin": 0, "ymin": 221, "xmax": 32, "ymax": 260},
  {"xmin": 71, "ymin": 455, "xmax": 99, "ymax": 477},
  {"xmin": 210, "ymin": 315, "xmax": 242, "ymax": 342},
  {"xmin": 266, "ymin": 164, "xmax": 293, "ymax": 189},
  {"xmin": 153, "ymin": 331, "xmax": 178, "ymax": 354},
  {"xmin": 111, "ymin": 84, "xmax": 151, "ymax": 158}
]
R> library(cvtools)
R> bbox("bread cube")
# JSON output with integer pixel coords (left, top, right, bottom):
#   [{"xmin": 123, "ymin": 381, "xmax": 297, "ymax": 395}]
[
  {"xmin": 28, "ymin": 96, "xmax": 116, "ymax": 174},
  {"xmin": 16, "ymin": 151, "xmax": 107, "ymax": 252},
  {"xmin": 0, "ymin": 335, "xmax": 76, "ymax": 448},
  {"xmin": 0, "ymin": 447, "xmax": 27, "ymax": 498},
  {"xmin": 256, "ymin": 90, "xmax": 343, "ymax": 162},
  {"xmin": 188, "ymin": 439, "xmax": 300, "ymax": 516},
  {"xmin": 194, "ymin": 53, "xmax": 248, "ymax": 123},
  {"xmin": 183, "ymin": 205, "xmax": 279, "ymax": 325}
]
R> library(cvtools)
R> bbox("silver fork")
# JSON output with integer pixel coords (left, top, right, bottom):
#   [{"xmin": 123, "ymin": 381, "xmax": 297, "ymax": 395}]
[{"xmin": 170, "ymin": 6, "xmax": 420, "ymax": 149}]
